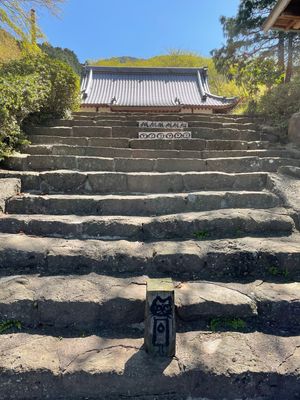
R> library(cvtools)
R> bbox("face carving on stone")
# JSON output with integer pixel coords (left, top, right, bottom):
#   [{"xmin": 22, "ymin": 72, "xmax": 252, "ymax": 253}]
[{"xmin": 150, "ymin": 296, "xmax": 172, "ymax": 317}]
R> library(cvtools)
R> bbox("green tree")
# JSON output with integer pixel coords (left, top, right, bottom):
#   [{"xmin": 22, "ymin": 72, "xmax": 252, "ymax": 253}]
[
  {"xmin": 0, "ymin": 28, "xmax": 21, "ymax": 62},
  {"xmin": 0, "ymin": 0, "xmax": 63, "ymax": 42},
  {"xmin": 212, "ymin": 0, "xmax": 300, "ymax": 84},
  {"xmin": 0, "ymin": 54, "xmax": 80, "ymax": 157},
  {"xmin": 39, "ymin": 42, "xmax": 82, "ymax": 75}
]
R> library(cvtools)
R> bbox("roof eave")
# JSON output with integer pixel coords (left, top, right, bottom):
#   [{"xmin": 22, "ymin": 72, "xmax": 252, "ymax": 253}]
[{"xmin": 81, "ymin": 101, "xmax": 239, "ymax": 111}]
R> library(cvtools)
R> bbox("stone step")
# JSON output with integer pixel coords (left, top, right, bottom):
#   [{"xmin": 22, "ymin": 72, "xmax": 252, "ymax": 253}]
[
  {"xmin": 23, "ymin": 144, "xmax": 295, "ymax": 159},
  {"xmin": 0, "ymin": 178, "xmax": 21, "ymax": 212},
  {"xmin": 29, "ymin": 127, "xmax": 263, "ymax": 141},
  {"xmin": 5, "ymin": 191, "xmax": 280, "ymax": 216},
  {"xmin": 0, "ymin": 170, "xmax": 269, "ymax": 194},
  {"xmin": 46, "ymin": 119, "xmax": 259, "ymax": 131},
  {"xmin": 3, "ymin": 154, "xmax": 300, "ymax": 173},
  {"xmin": 1, "ymin": 275, "xmax": 299, "ymax": 330},
  {"xmin": 24, "ymin": 138, "xmax": 270, "ymax": 153},
  {"xmin": 0, "ymin": 232, "xmax": 300, "ymax": 280},
  {"xmin": 0, "ymin": 208, "xmax": 294, "ymax": 240},
  {"xmin": 28, "ymin": 134, "xmax": 130, "ymax": 147},
  {"xmin": 279, "ymin": 165, "xmax": 300, "ymax": 178},
  {"xmin": 0, "ymin": 331, "xmax": 299, "ymax": 399},
  {"xmin": 73, "ymin": 111, "xmax": 262, "ymax": 123},
  {"xmin": 113, "ymin": 126, "xmax": 261, "ymax": 140},
  {"xmin": 31, "ymin": 126, "xmax": 113, "ymax": 137},
  {"xmin": 28, "ymin": 134, "xmax": 268, "ymax": 148}
]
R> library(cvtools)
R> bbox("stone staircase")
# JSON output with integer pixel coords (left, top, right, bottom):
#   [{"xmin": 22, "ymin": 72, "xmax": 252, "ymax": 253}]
[{"xmin": 0, "ymin": 112, "xmax": 299, "ymax": 400}]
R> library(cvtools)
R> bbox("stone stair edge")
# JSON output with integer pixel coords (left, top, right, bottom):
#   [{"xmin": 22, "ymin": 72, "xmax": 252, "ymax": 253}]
[
  {"xmin": 5, "ymin": 191, "xmax": 281, "ymax": 216},
  {"xmin": 26, "ymin": 132, "xmax": 276, "ymax": 144},
  {"xmin": 4, "ymin": 154, "xmax": 300, "ymax": 174},
  {"xmin": 0, "ymin": 169, "xmax": 271, "ymax": 177},
  {"xmin": 30, "ymin": 125, "xmax": 260, "ymax": 134},
  {"xmin": 0, "ymin": 331, "xmax": 298, "ymax": 400},
  {"xmin": 0, "ymin": 274, "xmax": 299, "ymax": 330},
  {"xmin": 7, "ymin": 153, "xmax": 289, "ymax": 161},
  {"xmin": 0, "ymin": 169, "xmax": 270, "ymax": 194},
  {"xmin": 0, "ymin": 207, "xmax": 294, "ymax": 241},
  {"xmin": 26, "ymin": 136, "xmax": 266, "ymax": 144},
  {"xmin": 0, "ymin": 232, "xmax": 300, "ymax": 280}
]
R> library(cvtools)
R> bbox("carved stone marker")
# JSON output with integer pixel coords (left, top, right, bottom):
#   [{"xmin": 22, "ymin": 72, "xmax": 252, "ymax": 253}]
[
  {"xmin": 145, "ymin": 278, "xmax": 176, "ymax": 357},
  {"xmin": 138, "ymin": 131, "xmax": 192, "ymax": 140},
  {"xmin": 138, "ymin": 121, "xmax": 188, "ymax": 129}
]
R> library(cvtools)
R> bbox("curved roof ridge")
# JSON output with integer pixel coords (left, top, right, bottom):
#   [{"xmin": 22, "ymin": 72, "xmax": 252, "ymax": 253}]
[
  {"xmin": 206, "ymin": 92, "xmax": 238, "ymax": 102},
  {"xmin": 84, "ymin": 65, "xmax": 209, "ymax": 75},
  {"xmin": 196, "ymin": 70, "xmax": 207, "ymax": 101}
]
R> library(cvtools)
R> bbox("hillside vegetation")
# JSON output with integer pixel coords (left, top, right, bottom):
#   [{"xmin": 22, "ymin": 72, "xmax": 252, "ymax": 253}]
[
  {"xmin": 0, "ymin": 29, "xmax": 21, "ymax": 63},
  {"xmin": 92, "ymin": 52, "xmax": 245, "ymax": 101},
  {"xmin": 39, "ymin": 43, "xmax": 82, "ymax": 75}
]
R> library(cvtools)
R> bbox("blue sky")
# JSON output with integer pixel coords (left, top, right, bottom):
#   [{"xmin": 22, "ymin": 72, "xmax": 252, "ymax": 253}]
[{"xmin": 38, "ymin": 0, "xmax": 240, "ymax": 63}]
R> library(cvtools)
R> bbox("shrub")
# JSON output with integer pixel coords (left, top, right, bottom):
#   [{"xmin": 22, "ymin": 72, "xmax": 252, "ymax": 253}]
[
  {"xmin": 256, "ymin": 74, "xmax": 300, "ymax": 129},
  {"xmin": 0, "ymin": 54, "xmax": 80, "ymax": 119},
  {"xmin": 42, "ymin": 57, "xmax": 80, "ymax": 119},
  {"xmin": 0, "ymin": 54, "xmax": 80, "ymax": 158},
  {"xmin": 0, "ymin": 73, "xmax": 48, "ymax": 157}
]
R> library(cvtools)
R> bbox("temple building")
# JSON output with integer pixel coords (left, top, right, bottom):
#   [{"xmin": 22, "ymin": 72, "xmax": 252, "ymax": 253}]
[
  {"xmin": 264, "ymin": 0, "xmax": 300, "ymax": 31},
  {"xmin": 80, "ymin": 66, "xmax": 238, "ymax": 114}
]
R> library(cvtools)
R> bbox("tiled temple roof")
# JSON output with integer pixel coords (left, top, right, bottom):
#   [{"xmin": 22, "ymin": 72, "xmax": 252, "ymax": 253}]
[{"xmin": 81, "ymin": 66, "xmax": 238, "ymax": 111}]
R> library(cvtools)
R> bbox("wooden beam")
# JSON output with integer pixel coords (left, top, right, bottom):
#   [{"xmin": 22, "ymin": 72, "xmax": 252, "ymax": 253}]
[
  {"xmin": 279, "ymin": 13, "xmax": 300, "ymax": 20},
  {"xmin": 264, "ymin": 0, "xmax": 293, "ymax": 31},
  {"xmin": 286, "ymin": 19, "xmax": 297, "ymax": 29}
]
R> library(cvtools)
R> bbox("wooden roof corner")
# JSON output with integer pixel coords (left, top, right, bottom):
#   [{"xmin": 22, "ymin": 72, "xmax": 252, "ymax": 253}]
[{"xmin": 264, "ymin": 0, "xmax": 300, "ymax": 31}]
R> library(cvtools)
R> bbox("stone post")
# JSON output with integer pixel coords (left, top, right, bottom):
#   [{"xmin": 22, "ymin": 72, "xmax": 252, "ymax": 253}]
[
  {"xmin": 144, "ymin": 278, "xmax": 176, "ymax": 357},
  {"xmin": 288, "ymin": 112, "xmax": 300, "ymax": 146}
]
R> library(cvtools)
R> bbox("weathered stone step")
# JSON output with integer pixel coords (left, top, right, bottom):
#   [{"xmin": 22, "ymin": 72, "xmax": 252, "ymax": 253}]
[
  {"xmin": 6, "ymin": 191, "xmax": 280, "ymax": 216},
  {"xmin": 24, "ymin": 139, "xmax": 270, "ymax": 155},
  {"xmin": 28, "ymin": 134, "xmax": 129, "ymax": 147},
  {"xmin": 3, "ymin": 154, "xmax": 300, "ymax": 173},
  {"xmin": 46, "ymin": 118, "xmax": 259, "ymax": 130},
  {"xmin": 113, "ymin": 126, "xmax": 261, "ymax": 140},
  {"xmin": 0, "ymin": 233, "xmax": 300, "ymax": 280},
  {"xmin": 31, "ymin": 126, "xmax": 113, "ymax": 137},
  {"xmin": 0, "ymin": 209, "xmax": 294, "ymax": 240},
  {"xmin": 23, "ymin": 144, "xmax": 295, "ymax": 160},
  {"xmin": 279, "ymin": 165, "xmax": 300, "ymax": 178},
  {"xmin": 0, "ymin": 178, "xmax": 21, "ymax": 212},
  {"xmin": 28, "ymin": 135, "xmax": 266, "ymax": 152},
  {"xmin": 1, "ymin": 274, "xmax": 299, "ymax": 331},
  {"xmin": 73, "ymin": 111, "xmax": 262, "ymax": 123},
  {"xmin": 0, "ymin": 332, "xmax": 299, "ymax": 399},
  {"xmin": 0, "ymin": 170, "xmax": 269, "ymax": 194},
  {"xmin": 29, "ymin": 127, "xmax": 264, "ymax": 141},
  {"xmin": 0, "ymin": 275, "xmax": 254, "ymax": 328}
]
